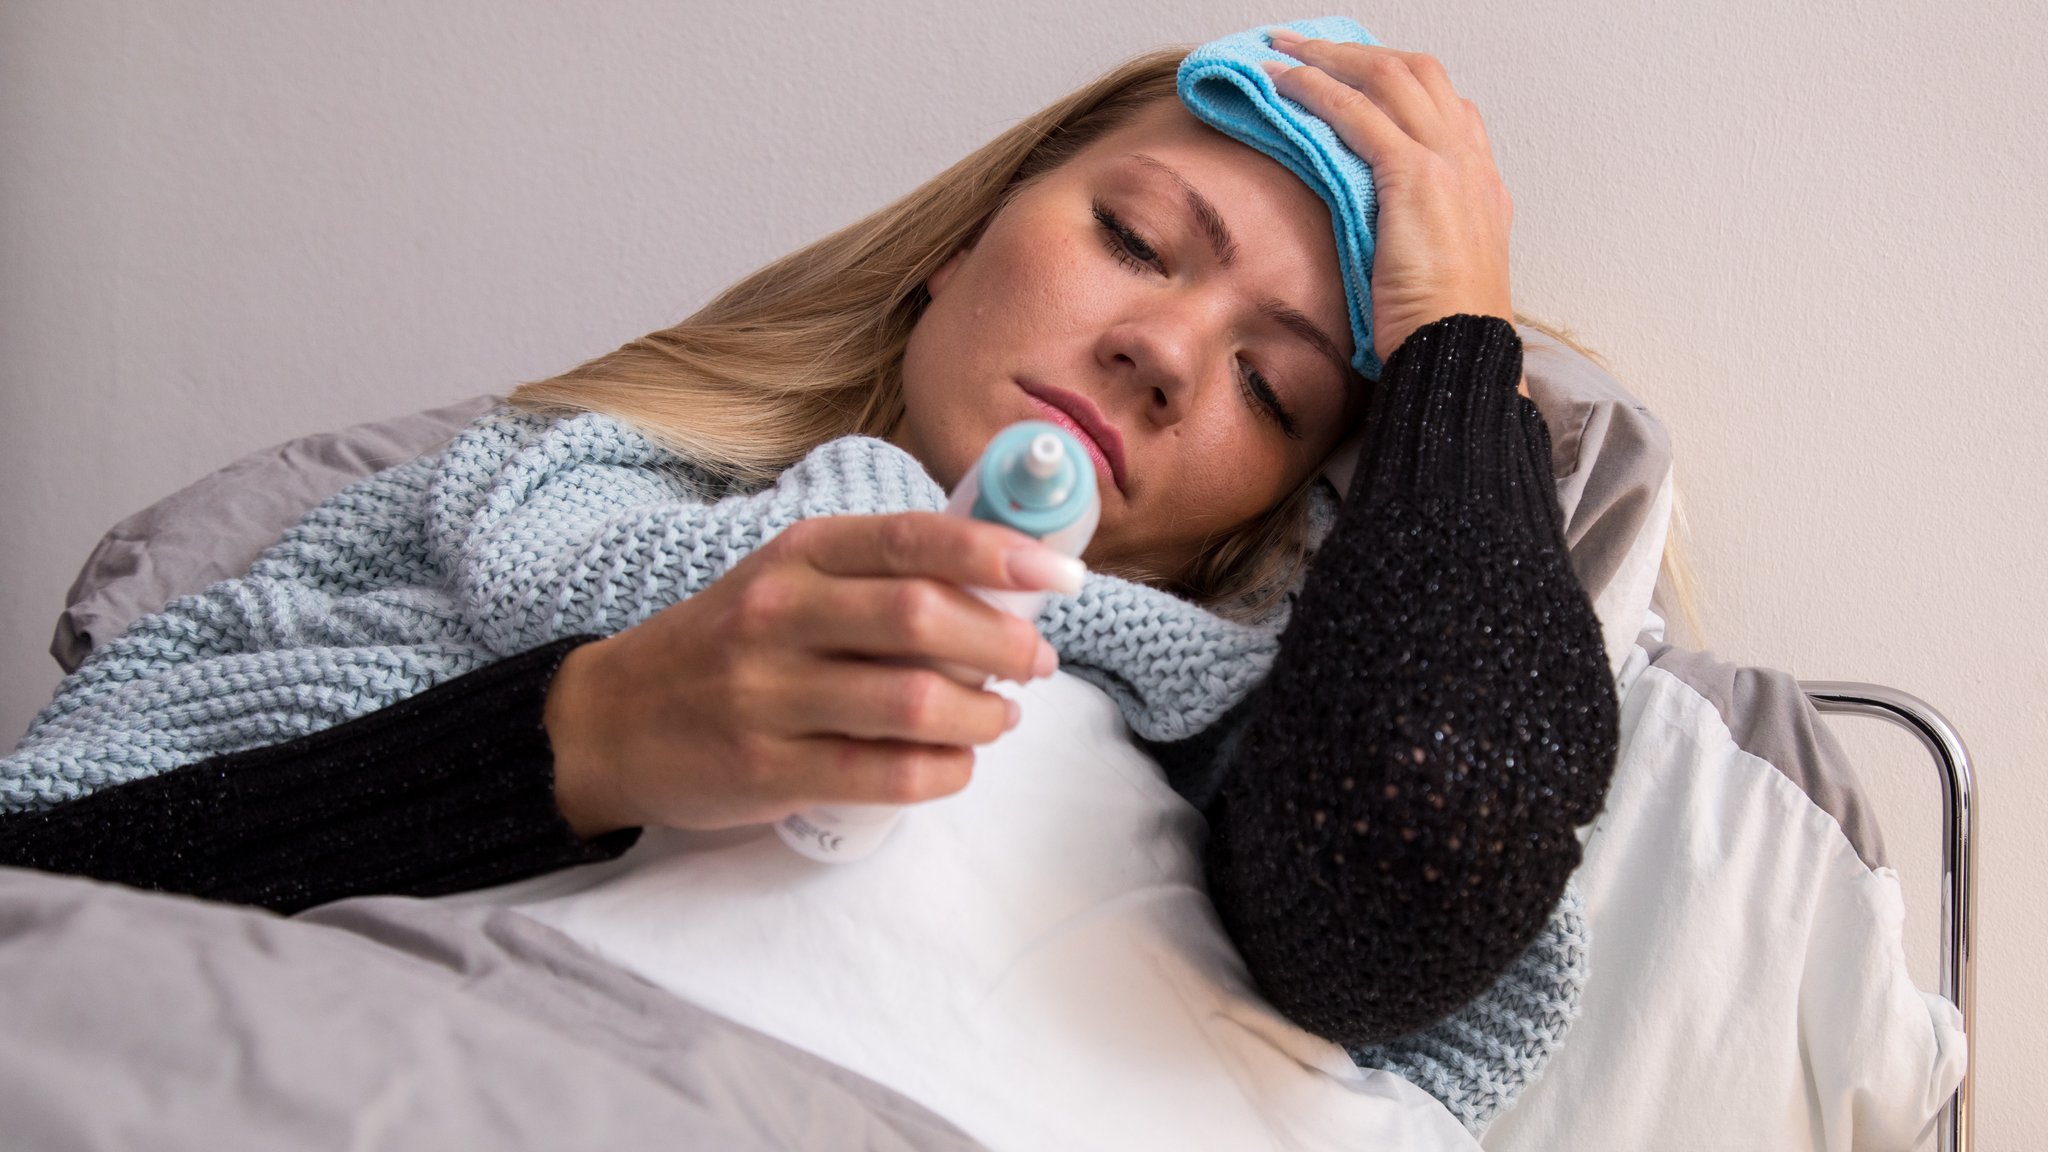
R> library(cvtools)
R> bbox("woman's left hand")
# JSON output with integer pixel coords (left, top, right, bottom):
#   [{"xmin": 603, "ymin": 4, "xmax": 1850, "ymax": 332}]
[{"xmin": 1263, "ymin": 30, "xmax": 1515, "ymax": 369}]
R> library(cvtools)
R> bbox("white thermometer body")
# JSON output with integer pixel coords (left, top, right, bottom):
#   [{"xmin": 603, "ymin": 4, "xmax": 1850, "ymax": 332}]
[{"xmin": 776, "ymin": 422, "xmax": 1099, "ymax": 863}]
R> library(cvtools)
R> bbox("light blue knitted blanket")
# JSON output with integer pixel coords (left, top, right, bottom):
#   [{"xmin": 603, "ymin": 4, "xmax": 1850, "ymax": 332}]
[{"xmin": 3, "ymin": 405, "xmax": 1579, "ymax": 1133}]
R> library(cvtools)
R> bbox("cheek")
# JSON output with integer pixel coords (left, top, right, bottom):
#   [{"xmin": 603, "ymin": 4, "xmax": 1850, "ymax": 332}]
[
  {"xmin": 1173, "ymin": 446, "xmax": 1295, "ymax": 530},
  {"xmin": 972, "ymin": 231, "xmax": 1106, "ymax": 336},
  {"xmin": 1100, "ymin": 436, "xmax": 1298, "ymax": 569},
  {"xmin": 1162, "ymin": 385, "xmax": 1340, "ymax": 528},
  {"xmin": 1173, "ymin": 402, "xmax": 1307, "ymax": 503},
  {"xmin": 918, "ymin": 235, "xmax": 1083, "ymax": 386},
  {"xmin": 901, "ymin": 223, "xmax": 1108, "ymax": 482}
]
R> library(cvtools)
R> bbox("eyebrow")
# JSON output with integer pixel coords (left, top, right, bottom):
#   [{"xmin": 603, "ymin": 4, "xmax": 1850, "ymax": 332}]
[
  {"xmin": 1130, "ymin": 153, "xmax": 1237, "ymax": 268},
  {"xmin": 1126, "ymin": 153, "xmax": 1353, "ymax": 383},
  {"xmin": 1260, "ymin": 299, "xmax": 1352, "ymax": 380}
]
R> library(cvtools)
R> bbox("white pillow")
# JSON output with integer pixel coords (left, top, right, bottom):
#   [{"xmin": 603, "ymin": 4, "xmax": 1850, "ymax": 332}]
[
  {"xmin": 1482, "ymin": 640, "xmax": 1967, "ymax": 1150},
  {"xmin": 1519, "ymin": 325, "xmax": 1673, "ymax": 674}
]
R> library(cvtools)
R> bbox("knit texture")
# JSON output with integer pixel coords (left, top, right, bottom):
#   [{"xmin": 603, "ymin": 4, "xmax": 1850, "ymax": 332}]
[
  {"xmin": 1197, "ymin": 315, "xmax": 1618, "ymax": 1066},
  {"xmin": 2, "ymin": 315, "xmax": 1607, "ymax": 1129},
  {"xmin": 2, "ymin": 422, "xmax": 945, "ymax": 807},
  {"xmin": 1350, "ymin": 884, "xmax": 1590, "ymax": 1133},
  {"xmin": 0, "ymin": 635, "xmax": 636, "ymax": 913},
  {"xmin": 2, "ymin": 411, "xmax": 1283, "ymax": 806}
]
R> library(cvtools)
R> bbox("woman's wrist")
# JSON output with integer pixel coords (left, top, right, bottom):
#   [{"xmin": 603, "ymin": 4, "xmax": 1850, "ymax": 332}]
[
  {"xmin": 1380, "ymin": 301, "xmax": 1515, "ymax": 369},
  {"xmin": 543, "ymin": 637, "xmax": 638, "ymax": 839}
]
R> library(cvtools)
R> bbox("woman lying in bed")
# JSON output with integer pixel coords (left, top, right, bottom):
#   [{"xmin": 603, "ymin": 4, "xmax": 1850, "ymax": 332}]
[{"xmin": 0, "ymin": 22, "xmax": 1614, "ymax": 1055}]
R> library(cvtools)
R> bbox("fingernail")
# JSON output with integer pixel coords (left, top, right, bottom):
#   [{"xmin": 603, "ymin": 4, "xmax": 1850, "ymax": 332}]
[
  {"xmin": 1004, "ymin": 697, "xmax": 1022, "ymax": 730},
  {"xmin": 1260, "ymin": 60, "xmax": 1292, "ymax": 79},
  {"xmin": 1266, "ymin": 27, "xmax": 1305, "ymax": 45},
  {"xmin": 1033, "ymin": 638, "xmax": 1059, "ymax": 679},
  {"xmin": 1005, "ymin": 547, "xmax": 1086, "ymax": 597}
]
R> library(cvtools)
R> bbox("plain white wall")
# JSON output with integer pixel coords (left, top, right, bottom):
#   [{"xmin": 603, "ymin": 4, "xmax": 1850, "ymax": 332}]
[{"xmin": 3, "ymin": 1, "xmax": 2040, "ymax": 1144}]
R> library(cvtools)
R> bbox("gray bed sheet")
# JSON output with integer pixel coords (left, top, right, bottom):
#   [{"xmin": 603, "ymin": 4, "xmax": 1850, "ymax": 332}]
[{"xmin": 0, "ymin": 866, "xmax": 981, "ymax": 1151}]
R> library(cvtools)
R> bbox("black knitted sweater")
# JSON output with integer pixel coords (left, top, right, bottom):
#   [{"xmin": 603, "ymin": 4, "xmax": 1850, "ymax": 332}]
[
  {"xmin": 1150, "ymin": 314, "xmax": 1618, "ymax": 1042},
  {"xmin": 0, "ymin": 313, "xmax": 1618, "ymax": 1047}
]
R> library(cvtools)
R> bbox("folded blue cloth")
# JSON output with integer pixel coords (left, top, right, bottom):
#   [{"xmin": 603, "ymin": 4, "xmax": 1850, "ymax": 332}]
[{"xmin": 1178, "ymin": 16, "xmax": 1386, "ymax": 380}]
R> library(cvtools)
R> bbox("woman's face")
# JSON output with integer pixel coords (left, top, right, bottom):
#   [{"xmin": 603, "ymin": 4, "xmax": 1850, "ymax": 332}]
[{"xmin": 895, "ymin": 98, "xmax": 1363, "ymax": 579}]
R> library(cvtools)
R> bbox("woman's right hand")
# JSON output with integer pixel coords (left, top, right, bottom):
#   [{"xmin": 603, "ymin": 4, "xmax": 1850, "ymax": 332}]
[{"xmin": 541, "ymin": 512, "xmax": 1081, "ymax": 838}]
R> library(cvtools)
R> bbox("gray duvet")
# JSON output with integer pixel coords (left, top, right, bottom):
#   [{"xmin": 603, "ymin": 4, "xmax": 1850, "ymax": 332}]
[{"xmin": 0, "ymin": 867, "xmax": 980, "ymax": 1151}]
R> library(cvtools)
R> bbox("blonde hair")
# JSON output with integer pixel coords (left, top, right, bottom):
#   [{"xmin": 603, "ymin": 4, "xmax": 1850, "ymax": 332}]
[
  {"xmin": 511, "ymin": 47, "xmax": 1698, "ymax": 629},
  {"xmin": 512, "ymin": 47, "xmax": 1322, "ymax": 619}
]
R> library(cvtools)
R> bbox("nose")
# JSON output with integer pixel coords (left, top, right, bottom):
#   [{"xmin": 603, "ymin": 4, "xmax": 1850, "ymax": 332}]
[{"xmin": 1097, "ymin": 302, "xmax": 1222, "ymax": 427}]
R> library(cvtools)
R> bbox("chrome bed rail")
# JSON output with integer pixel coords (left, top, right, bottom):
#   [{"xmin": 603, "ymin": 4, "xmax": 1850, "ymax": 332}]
[{"xmin": 1802, "ymin": 682, "xmax": 1976, "ymax": 1152}]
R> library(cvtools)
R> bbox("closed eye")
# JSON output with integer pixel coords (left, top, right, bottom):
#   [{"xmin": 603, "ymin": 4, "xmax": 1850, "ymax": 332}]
[
  {"xmin": 1092, "ymin": 201, "xmax": 1163, "ymax": 274},
  {"xmin": 1239, "ymin": 363, "xmax": 1300, "ymax": 439}
]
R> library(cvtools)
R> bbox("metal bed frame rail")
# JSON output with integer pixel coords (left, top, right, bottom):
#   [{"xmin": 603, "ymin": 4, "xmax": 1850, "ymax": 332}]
[{"xmin": 1801, "ymin": 683, "xmax": 1976, "ymax": 1152}]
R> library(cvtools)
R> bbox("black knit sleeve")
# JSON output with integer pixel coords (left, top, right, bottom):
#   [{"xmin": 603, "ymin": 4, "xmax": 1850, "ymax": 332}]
[
  {"xmin": 1152, "ymin": 313, "xmax": 1619, "ymax": 1047},
  {"xmin": 0, "ymin": 636, "xmax": 641, "ymax": 915}
]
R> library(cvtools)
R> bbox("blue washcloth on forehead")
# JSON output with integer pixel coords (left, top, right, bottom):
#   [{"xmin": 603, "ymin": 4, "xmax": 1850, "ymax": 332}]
[{"xmin": 1178, "ymin": 16, "xmax": 1385, "ymax": 380}]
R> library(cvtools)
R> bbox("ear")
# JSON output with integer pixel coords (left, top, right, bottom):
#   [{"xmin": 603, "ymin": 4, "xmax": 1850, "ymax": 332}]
[{"xmin": 926, "ymin": 245, "xmax": 969, "ymax": 297}]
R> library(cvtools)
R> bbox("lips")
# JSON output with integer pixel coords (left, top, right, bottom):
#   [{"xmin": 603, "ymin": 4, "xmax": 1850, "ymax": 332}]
[{"xmin": 1019, "ymin": 381, "xmax": 1127, "ymax": 495}]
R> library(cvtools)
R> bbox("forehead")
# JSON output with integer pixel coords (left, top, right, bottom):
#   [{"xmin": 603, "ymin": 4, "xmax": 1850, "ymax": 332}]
[{"xmin": 1075, "ymin": 99, "xmax": 1334, "ymax": 224}]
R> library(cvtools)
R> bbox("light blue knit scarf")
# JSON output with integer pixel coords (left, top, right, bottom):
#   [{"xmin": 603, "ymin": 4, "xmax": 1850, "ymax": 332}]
[{"xmin": 4, "ymin": 405, "xmax": 1580, "ymax": 1132}]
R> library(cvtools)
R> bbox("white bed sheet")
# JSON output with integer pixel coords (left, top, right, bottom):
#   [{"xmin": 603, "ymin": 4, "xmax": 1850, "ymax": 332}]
[{"xmin": 445, "ymin": 671, "xmax": 1479, "ymax": 1152}]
